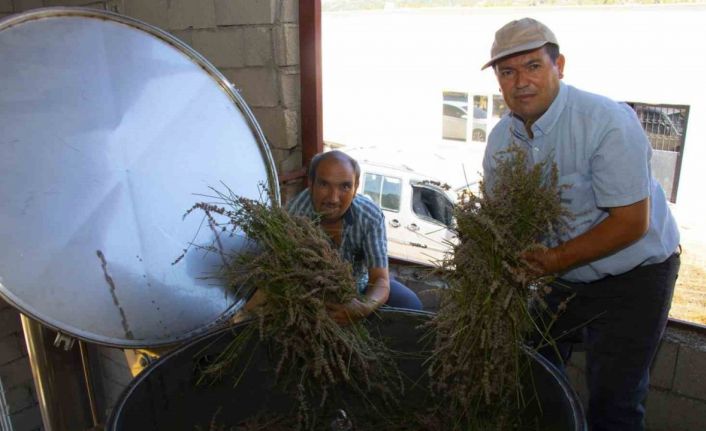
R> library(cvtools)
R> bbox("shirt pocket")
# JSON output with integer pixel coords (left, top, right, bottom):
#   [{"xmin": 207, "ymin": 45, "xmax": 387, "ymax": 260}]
[{"xmin": 558, "ymin": 172, "xmax": 595, "ymax": 221}]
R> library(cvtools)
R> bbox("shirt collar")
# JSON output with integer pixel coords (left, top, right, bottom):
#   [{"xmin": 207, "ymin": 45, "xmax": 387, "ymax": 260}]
[{"xmin": 511, "ymin": 81, "xmax": 568, "ymax": 138}]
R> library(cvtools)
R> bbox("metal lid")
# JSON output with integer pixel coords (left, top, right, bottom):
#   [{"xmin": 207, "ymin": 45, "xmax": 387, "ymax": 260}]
[{"xmin": 0, "ymin": 8, "xmax": 279, "ymax": 348}]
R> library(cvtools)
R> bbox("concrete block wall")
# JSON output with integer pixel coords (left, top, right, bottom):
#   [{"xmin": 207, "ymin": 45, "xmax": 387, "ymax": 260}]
[
  {"xmin": 0, "ymin": 299, "xmax": 42, "ymax": 431},
  {"xmin": 566, "ymin": 327, "xmax": 706, "ymax": 431},
  {"xmin": 121, "ymin": 0, "xmax": 302, "ymax": 187}
]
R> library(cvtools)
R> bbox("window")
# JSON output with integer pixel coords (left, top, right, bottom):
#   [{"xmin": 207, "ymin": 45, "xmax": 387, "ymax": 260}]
[
  {"xmin": 442, "ymin": 91, "xmax": 468, "ymax": 141},
  {"xmin": 471, "ymin": 94, "xmax": 489, "ymax": 143},
  {"xmin": 492, "ymin": 95, "xmax": 508, "ymax": 118},
  {"xmin": 411, "ymin": 185, "xmax": 454, "ymax": 227},
  {"xmin": 443, "ymin": 103, "xmax": 466, "ymax": 118},
  {"xmin": 381, "ymin": 176, "xmax": 402, "ymax": 211},
  {"xmin": 363, "ymin": 173, "xmax": 382, "ymax": 203},
  {"xmin": 471, "ymin": 124, "xmax": 487, "ymax": 143},
  {"xmin": 363, "ymin": 173, "xmax": 402, "ymax": 212},
  {"xmin": 473, "ymin": 95, "xmax": 488, "ymax": 119},
  {"xmin": 626, "ymin": 102, "xmax": 689, "ymax": 203}
]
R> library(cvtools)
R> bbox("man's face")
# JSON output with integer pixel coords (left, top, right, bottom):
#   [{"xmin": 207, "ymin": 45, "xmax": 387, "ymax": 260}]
[
  {"xmin": 495, "ymin": 47, "xmax": 565, "ymax": 124},
  {"xmin": 311, "ymin": 157, "xmax": 358, "ymax": 223}
]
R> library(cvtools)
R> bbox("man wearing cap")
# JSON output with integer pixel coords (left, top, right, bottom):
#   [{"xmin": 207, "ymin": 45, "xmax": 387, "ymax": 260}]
[{"xmin": 482, "ymin": 18, "xmax": 680, "ymax": 431}]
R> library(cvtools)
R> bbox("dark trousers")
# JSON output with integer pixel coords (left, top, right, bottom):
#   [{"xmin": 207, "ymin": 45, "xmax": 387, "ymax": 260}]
[
  {"xmin": 533, "ymin": 253, "xmax": 680, "ymax": 431},
  {"xmin": 385, "ymin": 277, "xmax": 423, "ymax": 310}
]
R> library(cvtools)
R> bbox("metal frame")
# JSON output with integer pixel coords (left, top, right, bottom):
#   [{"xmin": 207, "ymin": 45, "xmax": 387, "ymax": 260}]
[
  {"xmin": 298, "ymin": 0, "xmax": 323, "ymax": 186},
  {"xmin": 626, "ymin": 101, "xmax": 689, "ymax": 203},
  {"xmin": 0, "ymin": 7, "xmax": 281, "ymax": 206}
]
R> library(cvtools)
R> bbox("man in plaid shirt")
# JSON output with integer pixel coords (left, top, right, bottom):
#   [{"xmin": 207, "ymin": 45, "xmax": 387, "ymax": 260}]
[{"xmin": 288, "ymin": 150, "xmax": 422, "ymax": 324}]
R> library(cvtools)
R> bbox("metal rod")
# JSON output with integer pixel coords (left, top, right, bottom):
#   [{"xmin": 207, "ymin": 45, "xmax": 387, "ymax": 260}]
[
  {"xmin": 20, "ymin": 314, "xmax": 94, "ymax": 431},
  {"xmin": 21, "ymin": 314, "xmax": 57, "ymax": 431},
  {"xmin": 79, "ymin": 340, "xmax": 101, "ymax": 427}
]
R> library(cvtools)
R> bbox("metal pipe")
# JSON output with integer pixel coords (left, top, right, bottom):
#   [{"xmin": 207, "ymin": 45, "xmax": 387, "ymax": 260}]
[
  {"xmin": 20, "ymin": 314, "xmax": 94, "ymax": 431},
  {"xmin": 79, "ymin": 340, "xmax": 101, "ymax": 427}
]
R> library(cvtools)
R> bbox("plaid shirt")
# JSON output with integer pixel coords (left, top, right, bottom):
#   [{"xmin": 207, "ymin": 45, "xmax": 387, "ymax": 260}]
[{"xmin": 287, "ymin": 190, "xmax": 388, "ymax": 293}]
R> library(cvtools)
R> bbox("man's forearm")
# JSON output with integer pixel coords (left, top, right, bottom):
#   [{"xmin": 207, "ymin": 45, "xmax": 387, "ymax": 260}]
[
  {"xmin": 525, "ymin": 198, "xmax": 650, "ymax": 275},
  {"xmin": 365, "ymin": 266, "xmax": 391, "ymax": 311},
  {"xmin": 365, "ymin": 277, "xmax": 389, "ymax": 309}
]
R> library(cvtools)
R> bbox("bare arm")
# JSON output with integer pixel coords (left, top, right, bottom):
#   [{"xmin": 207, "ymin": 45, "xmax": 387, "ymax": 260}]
[
  {"xmin": 327, "ymin": 266, "xmax": 390, "ymax": 325},
  {"xmin": 523, "ymin": 198, "xmax": 650, "ymax": 276}
]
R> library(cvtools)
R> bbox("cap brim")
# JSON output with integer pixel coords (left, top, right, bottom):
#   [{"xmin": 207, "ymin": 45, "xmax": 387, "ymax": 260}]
[{"xmin": 480, "ymin": 40, "xmax": 551, "ymax": 70}]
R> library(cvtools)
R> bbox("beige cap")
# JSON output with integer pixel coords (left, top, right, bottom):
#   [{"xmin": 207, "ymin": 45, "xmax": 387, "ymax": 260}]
[{"xmin": 481, "ymin": 18, "xmax": 558, "ymax": 70}]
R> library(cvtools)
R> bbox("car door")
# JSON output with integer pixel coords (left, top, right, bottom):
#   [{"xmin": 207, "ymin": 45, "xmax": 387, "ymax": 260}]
[
  {"xmin": 405, "ymin": 183, "xmax": 456, "ymax": 265},
  {"xmin": 359, "ymin": 171, "xmax": 409, "ymax": 261}
]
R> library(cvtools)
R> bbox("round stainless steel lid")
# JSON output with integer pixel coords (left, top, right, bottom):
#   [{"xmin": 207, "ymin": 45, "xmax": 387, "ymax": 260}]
[{"xmin": 0, "ymin": 8, "xmax": 279, "ymax": 348}]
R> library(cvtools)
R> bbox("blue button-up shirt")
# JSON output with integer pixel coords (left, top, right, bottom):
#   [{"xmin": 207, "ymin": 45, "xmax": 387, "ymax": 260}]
[
  {"xmin": 484, "ymin": 82, "xmax": 679, "ymax": 283},
  {"xmin": 287, "ymin": 190, "xmax": 388, "ymax": 292}
]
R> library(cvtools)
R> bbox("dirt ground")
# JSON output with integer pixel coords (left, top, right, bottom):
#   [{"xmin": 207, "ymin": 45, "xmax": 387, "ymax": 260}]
[{"xmin": 671, "ymin": 233, "xmax": 706, "ymax": 325}]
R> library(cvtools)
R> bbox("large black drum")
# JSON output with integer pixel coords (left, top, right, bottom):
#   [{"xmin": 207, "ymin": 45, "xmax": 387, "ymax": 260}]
[{"xmin": 108, "ymin": 309, "xmax": 586, "ymax": 430}]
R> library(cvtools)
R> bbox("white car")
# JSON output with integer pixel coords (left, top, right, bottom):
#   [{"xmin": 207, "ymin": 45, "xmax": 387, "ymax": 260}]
[
  {"xmin": 358, "ymin": 160, "xmax": 456, "ymax": 266},
  {"xmin": 442, "ymin": 101, "xmax": 468, "ymax": 141}
]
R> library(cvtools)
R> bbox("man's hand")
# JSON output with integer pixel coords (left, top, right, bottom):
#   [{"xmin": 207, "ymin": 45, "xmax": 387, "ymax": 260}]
[
  {"xmin": 520, "ymin": 246, "xmax": 562, "ymax": 278},
  {"xmin": 326, "ymin": 297, "xmax": 379, "ymax": 325},
  {"xmin": 520, "ymin": 198, "xmax": 650, "ymax": 278}
]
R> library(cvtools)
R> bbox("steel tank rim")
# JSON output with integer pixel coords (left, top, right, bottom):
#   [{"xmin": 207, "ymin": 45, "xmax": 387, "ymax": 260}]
[{"xmin": 106, "ymin": 308, "xmax": 587, "ymax": 430}]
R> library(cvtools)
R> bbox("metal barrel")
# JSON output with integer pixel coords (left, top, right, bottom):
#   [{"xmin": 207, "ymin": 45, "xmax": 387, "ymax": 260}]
[{"xmin": 108, "ymin": 309, "xmax": 587, "ymax": 430}]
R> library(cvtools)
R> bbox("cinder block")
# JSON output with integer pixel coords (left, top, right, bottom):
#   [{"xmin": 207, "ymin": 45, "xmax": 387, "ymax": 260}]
[
  {"xmin": 192, "ymin": 27, "xmax": 245, "ymax": 68},
  {"xmin": 9, "ymin": 404, "xmax": 42, "ymax": 431},
  {"xmin": 124, "ymin": 0, "xmax": 169, "ymax": 30},
  {"xmin": 280, "ymin": 181, "xmax": 305, "ymax": 206},
  {"xmin": 0, "ymin": 357, "xmax": 33, "ymax": 389},
  {"xmin": 274, "ymin": 24, "xmax": 299, "ymax": 66},
  {"xmin": 0, "ymin": 307, "xmax": 21, "ymax": 338},
  {"xmin": 41, "ymin": 0, "xmax": 88, "ymax": 5},
  {"xmin": 646, "ymin": 389, "xmax": 706, "ymax": 431},
  {"xmin": 674, "ymin": 345, "xmax": 706, "ymax": 400},
  {"xmin": 215, "ymin": 0, "xmax": 275, "ymax": 26},
  {"xmin": 223, "ymin": 67, "xmax": 279, "ymax": 108},
  {"xmin": 170, "ymin": 29, "xmax": 194, "ymax": 47},
  {"xmin": 650, "ymin": 339, "xmax": 679, "ymax": 390},
  {"xmin": 251, "ymin": 107, "xmax": 286, "ymax": 149},
  {"xmin": 12, "ymin": 0, "xmax": 44, "ymax": 12},
  {"xmin": 6, "ymin": 385, "xmax": 35, "ymax": 414},
  {"xmin": 283, "ymin": 108, "xmax": 299, "ymax": 149},
  {"xmin": 281, "ymin": 0, "xmax": 298, "ymax": 23},
  {"xmin": 280, "ymin": 148, "xmax": 302, "ymax": 173},
  {"xmin": 0, "ymin": 334, "xmax": 24, "ymax": 365},
  {"xmin": 279, "ymin": 67, "xmax": 300, "ymax": 109},
  {"xmin": 43, "ymin": 0, "xmax": 106, "ymax": 6},
  {"xmin": 167, "ymin": 0, "xmax": 216, "ymax": 30},
  {"xmin": 0, "ymin": 0, "xmax": 13, "ymax": 13},
  {"xmin": 242, "ymin": 26, "xmax": 273, "ymax": 66}
]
